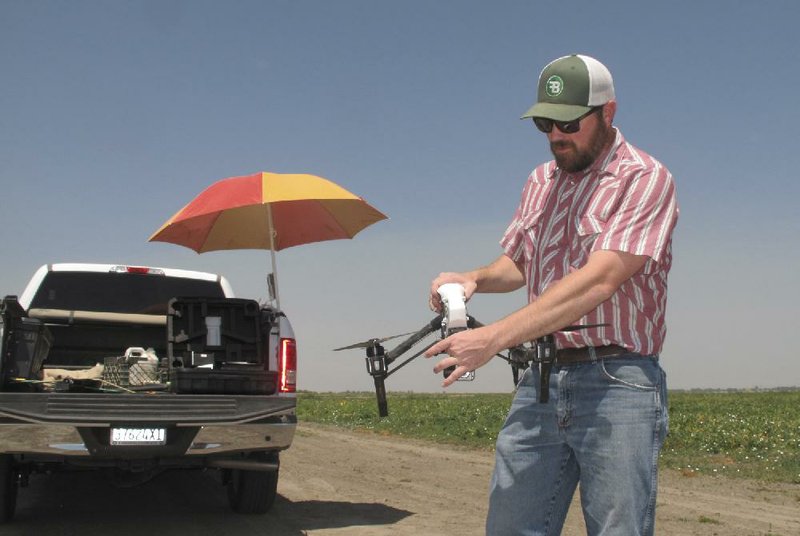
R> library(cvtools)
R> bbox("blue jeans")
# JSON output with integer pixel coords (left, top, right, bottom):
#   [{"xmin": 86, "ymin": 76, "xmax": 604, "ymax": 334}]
[{"xmin": 485, "ymin": 354, "xmax": 668, "ymax": 536}]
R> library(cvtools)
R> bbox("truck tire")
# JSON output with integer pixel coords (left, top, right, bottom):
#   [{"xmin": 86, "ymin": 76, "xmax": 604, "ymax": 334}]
[
  {"xmin": 227, "ymin": 452, "xmax": 279, "ymax": 514},
  {"xmin": 0, "ymin": 455, "xmax": 18, "ymax": 523}
]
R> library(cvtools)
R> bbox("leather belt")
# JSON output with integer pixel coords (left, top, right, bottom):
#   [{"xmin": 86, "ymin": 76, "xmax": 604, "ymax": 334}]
[{"xmin": 555, "ymin": 344, "xmax": 630, "ymax": 365}]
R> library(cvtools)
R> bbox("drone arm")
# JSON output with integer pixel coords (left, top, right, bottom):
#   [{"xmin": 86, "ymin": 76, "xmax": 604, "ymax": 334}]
[
  {"xmin": 385, "ymin": 340, "xmax": 438, "ymax": 378},
  {"xmin": 385, "ymin": 314, "xmax": 443, "ymax": 363},
  {"xmin": 384, "ymin": 314, "xmax": 486, "ymax": 374},
  {"xmin": 467, "ymin": 315, "xmax": 483, "ymax": 329}
]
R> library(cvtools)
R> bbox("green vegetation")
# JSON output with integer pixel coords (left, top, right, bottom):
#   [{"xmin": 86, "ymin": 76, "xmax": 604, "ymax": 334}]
[
  {"xmin": 297, "ymin": 390, "xmax": 800, "ymax": 483},
  {"xmin": 298, "ymin": 392, "xmax": 513, "ymax": 449},
  {"xmin": 662, "ymin": 390, "xmax": 800, "ymax": 483}
]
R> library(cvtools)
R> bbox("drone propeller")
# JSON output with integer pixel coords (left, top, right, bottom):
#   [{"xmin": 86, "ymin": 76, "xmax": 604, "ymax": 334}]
[
  {"xmin": 333, "ymin": 330, "xmax": 419, "ymax": 351},
  {"xmin": 335, "ymin": 323, "xmax": 604, "ymax": 351},
  {"xmin": 559, "ymin": 323, "xmax": 607, "ymax": 332}
]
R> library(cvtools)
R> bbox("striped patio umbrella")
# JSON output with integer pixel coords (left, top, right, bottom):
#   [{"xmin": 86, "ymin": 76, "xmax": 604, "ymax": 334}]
[{"xmin": 149, "ymin": 171, "xmax": 387, "ymax": 307}]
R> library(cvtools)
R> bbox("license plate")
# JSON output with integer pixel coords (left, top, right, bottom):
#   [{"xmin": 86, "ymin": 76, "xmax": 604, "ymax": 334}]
[{"xmin": 110, "ymin": 427, "xmax": 167, "ymax": 446}]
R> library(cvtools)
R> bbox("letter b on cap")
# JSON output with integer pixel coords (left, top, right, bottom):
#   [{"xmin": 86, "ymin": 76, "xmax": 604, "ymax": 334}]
[{"xmin": 546, "ymin": 75, "xmax": 564, "ymax": 97}]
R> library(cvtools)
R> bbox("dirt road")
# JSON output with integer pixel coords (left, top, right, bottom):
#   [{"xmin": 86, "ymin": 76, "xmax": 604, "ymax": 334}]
[
  {"xmin": 8, "ymin": 422, "xmax": 800, "ymax": 535},
  {"xmin": 280, "ymin": 423, "xmax": 800, "ymax": 536}
]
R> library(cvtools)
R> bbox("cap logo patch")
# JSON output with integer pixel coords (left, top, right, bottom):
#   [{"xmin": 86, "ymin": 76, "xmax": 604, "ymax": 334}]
[{"xmin": 545, "ymin": 75, "xmax": 564, "ymax": 97}]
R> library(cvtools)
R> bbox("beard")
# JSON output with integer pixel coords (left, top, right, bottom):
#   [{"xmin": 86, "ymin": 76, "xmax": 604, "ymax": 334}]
[{"xmin": 550, "ymin": 122, "xmax": 613, "ymax": 173}]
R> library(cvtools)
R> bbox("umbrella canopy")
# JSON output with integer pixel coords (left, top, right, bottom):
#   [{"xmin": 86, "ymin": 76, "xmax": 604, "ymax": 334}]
[
  {"xmin": 149, "ymin": 171, "xmax": 387, "ymax": 252},
  {"xmin": 149, "ymin": 171, "xmax": 387, "ymax": 307}
]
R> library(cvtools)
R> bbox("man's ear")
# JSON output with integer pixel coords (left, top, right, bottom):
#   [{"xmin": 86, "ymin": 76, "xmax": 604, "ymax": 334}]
[{"xmin": 603, "ymin": 100, "xmax": 617, "ymax": 125}]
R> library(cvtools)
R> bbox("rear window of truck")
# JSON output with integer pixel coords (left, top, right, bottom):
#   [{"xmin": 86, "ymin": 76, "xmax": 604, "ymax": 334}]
[{"xmin": 28, "ymin": 272, "xmax": 226, "ymax": 314}]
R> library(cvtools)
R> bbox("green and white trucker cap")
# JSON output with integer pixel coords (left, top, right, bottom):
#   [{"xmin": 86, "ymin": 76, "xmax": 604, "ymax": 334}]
[{"xmin": 521, "ymin": 54, "xmax": 615, "ymax": 122}]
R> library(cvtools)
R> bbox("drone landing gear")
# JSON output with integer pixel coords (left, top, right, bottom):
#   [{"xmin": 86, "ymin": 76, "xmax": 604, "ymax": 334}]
[
  {"xmin": 357, "ymin": 316, "xmax": 444, "ymax": 417},
  {"xmin": 504, "ymin": 337, "xmax": 555, "ymax": 403},
  {"xmin": 534, "ymin": 334, "xmax": 556, "ymax": 404},
  {"xmin": 365, "ymin": 341, "xmax": 389, "ymax": 417}
]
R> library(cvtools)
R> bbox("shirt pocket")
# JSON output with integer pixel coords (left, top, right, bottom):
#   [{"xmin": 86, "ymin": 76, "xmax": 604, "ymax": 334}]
[
  {"xmin": 576, "ymin": 213, "xmax": 605, "ymax": 237},
  {"xmin": 570, "ymin": 214, "xmax": 604, "ymax": 267},
  {"xmin": 520, "ymin": 209, "xmax": 544, "ymax": 261},
  {"xmin": 571, "ymin": 178, "xmax": 622, "ymax": 265}
]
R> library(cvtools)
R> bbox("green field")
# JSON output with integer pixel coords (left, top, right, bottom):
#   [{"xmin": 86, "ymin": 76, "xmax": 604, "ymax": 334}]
[{"xmin": 297, "ymin": 390, "xmax": 800, "ymax": 484}]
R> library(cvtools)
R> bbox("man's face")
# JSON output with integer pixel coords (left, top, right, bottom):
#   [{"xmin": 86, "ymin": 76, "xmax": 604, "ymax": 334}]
[{"xmin": 547, "ymin": 106, "xmax": 614, "ymax": 173}]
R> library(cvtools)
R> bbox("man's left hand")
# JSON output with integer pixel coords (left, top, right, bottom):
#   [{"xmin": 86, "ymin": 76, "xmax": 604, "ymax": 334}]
[{"xmin": 424, "ymin": 326, "xmax": 499, "ymax": 387}]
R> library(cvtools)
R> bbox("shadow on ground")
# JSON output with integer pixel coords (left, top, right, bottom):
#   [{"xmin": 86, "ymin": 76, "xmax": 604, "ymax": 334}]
[{"xmin": 7, "ymin": 469, "xmax": 412, "ymax": 536}]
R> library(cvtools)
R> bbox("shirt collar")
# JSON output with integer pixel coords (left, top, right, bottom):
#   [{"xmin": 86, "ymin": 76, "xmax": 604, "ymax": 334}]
[
  {"xmin": 595, "ymin": 128, "xmax": 625, "ymax": 177},
  {"xmin": 548, "ymin": 127, "xmax": 625, "ymax": 181}
]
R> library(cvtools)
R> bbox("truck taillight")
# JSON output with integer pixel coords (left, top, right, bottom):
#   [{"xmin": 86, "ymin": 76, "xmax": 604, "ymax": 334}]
[{"xmin": 278, "ymin": 338, "xmax": 297, "ymax": 393}]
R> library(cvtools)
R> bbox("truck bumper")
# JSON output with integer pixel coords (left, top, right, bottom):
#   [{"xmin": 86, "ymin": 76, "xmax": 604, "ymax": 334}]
[{"xmin": 0, "ymin": 393, "xmax": 296, "ymax": 461}]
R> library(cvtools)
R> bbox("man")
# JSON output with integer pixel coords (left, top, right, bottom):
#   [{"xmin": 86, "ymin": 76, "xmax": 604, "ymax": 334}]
[{"xmin": 425, "ymin": 54, "xmax": 678, "ymax": 535}]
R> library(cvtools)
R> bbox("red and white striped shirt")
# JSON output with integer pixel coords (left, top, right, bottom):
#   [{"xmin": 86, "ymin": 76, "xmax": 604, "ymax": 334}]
[{"xmin": 500, "ymin": 129, "xmax": 678, "ymax": 355}]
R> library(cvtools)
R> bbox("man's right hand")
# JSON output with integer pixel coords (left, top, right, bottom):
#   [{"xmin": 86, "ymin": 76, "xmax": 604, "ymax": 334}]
[{"xmin": 428, "ymin": 272, "xmax": 477, "ymax": 312}]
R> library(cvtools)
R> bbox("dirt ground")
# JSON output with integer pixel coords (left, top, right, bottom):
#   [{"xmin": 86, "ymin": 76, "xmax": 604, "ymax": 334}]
[
  {"xmin": 8, "ymin": 421, "xmax": 799, "ymax": 535},
  {"xmin": 277, "ymin": 422, "xmax": 800, "ymax": 536}
]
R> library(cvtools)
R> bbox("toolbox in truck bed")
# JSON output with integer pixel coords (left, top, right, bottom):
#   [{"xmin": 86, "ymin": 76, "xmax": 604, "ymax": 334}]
[
  {"xmin": 167, "ymin": 296, "xmax": 279, "ymax": 394},
  {"xmin": 168, "ymin": 297, "xmax": 266, "ymax": 367}
]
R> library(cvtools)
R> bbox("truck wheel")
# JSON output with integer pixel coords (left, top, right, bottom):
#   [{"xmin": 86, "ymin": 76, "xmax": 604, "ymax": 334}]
[
  {"xmin": 0, "ymin": 455, "xmax": 18, "ymax": 523},
  {"xmin": 227, "ymin": 453, "xmax": 279, "ymax": 514}
]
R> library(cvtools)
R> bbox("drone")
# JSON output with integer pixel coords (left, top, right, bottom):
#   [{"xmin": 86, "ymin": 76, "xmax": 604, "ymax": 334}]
[{"xmin": 334, "ymin": 284, "xmax": 603, "ymax": 417}]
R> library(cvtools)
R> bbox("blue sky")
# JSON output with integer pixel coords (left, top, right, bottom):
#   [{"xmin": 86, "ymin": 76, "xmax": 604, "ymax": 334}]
[{"xmin": 1, "ymin": 1, "xmax": 798, "ymax": 392}]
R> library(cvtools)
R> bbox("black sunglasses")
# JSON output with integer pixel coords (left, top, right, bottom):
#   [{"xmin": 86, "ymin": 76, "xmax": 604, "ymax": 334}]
[{"xmin": 532, "ymin": 106, "xmax": 603, "ymax": 134}]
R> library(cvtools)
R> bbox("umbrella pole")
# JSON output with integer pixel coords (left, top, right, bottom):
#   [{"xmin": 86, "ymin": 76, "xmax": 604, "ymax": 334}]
[{"xmin": 266, "ymin": 201, "xmax": 281, "ymax": 310}]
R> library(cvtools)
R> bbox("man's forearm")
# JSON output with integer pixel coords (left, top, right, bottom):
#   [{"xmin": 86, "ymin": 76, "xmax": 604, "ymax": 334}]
[
  {"xmin": 488, "ymin": 270, "xmax": 609, "ymax": 351},
  {"xmin": 469, "ymin": 254, "xmax": 525, "ymax": 294},
  {"xmin": 486, "ymin": 249, "xmax": 648, "ymax": 351}
]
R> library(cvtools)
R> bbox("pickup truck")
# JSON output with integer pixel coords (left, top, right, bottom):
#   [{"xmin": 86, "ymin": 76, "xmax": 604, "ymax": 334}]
[{"xmin": 0, "ymin": 263, "xmax": 297, "ymax": 522}]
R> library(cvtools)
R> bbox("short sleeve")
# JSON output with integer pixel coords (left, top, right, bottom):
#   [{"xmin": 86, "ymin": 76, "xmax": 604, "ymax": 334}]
[{"xmin": 593, "ymin": 162, "xmax": 678, "ymax": 264}]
